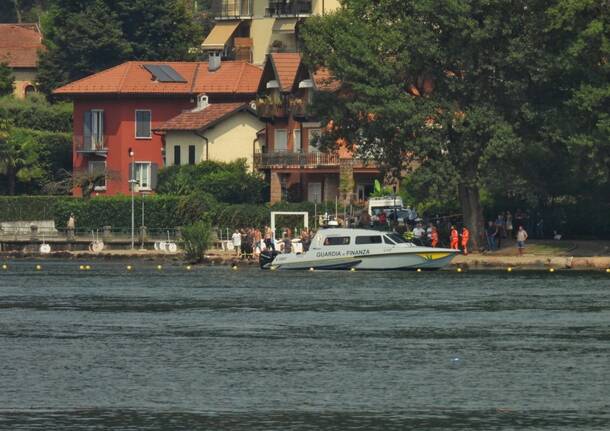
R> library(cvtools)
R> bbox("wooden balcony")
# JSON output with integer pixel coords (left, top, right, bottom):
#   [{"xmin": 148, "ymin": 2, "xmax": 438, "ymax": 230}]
[
  {"xmin": 266, "ymin": 0, "xmax": 312, "ymax": 16},
  {"xmin": 255, "ymin": 99, "xmax": 287, "ymax": 119},
  {"xmin": 254, "ymin": 151, "xmax": 340, "ymax": 168}
]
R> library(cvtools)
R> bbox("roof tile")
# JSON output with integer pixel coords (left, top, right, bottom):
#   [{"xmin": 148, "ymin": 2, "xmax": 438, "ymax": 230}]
[
  {"xmin": 0, "ymin": 23, "xmax": 43, "ymax": 68},
  {"xmin": 54, "ymin": 61, "xmax": 262, "ymax": 96},
  {"xmin": 154, "ymin": 102, "xmax": 248, "ymax": 131},
  {"xmin": 270, "ymin": 52, "xmax": 301, "ymax": 92}
]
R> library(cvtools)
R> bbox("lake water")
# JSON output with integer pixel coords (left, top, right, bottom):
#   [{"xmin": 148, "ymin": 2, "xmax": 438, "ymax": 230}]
[{"xmin": 0, "ymin": 261, "xmax": 609, "ymax": 430}]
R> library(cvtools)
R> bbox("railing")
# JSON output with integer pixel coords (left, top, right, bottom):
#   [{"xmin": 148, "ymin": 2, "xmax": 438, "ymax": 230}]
[
  {"xmin": 266, "ymin": 0, "xmax": 312, "ymax": 16},
  {"xmin": 288, "ymin": 97, "xmax": 307, "ymax": 119},
  {"xmin": 255, "ymin": 99, "xmax": 287, "ymax": 119},
  {"xmin": 254, "ymin": 151, "xmax": 339, "ymax": 168},
  {"xmin": 74, "ymin": 135, "xmax": 108, "ymax": 155},
  {"xmin": 211, "ymin": 0, "xmax": 253, "ymax": 18}
]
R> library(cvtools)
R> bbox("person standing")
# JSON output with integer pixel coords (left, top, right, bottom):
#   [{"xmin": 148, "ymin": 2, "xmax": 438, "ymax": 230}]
[
  {"xmin": 461, "ymin": 226, "xmax": 470, "ymax": 255},
  {"xmin": 430, "ymin": 226, "xmax": 439, "ymax": 248},
  {"xmin": 505, "ymin": 211, "xmax": 513, "ymax": 240},
  {"xmin": 485, "ymin": 221, "xmax": 498, "ymax": 251},
  {"xmin": 231, "ymin": 229, "xmax": 242, "ymax": 257},
  {"xmin": 516, "ymin": 225, "xmax": 528, "ymax": 256},
  {"xmin": 450, "ymin": 226, "xmax": 459, "ymax": 250},
  {"xmin": 66, "ymin": 213, "xmax": 76, "ymax": 240}
]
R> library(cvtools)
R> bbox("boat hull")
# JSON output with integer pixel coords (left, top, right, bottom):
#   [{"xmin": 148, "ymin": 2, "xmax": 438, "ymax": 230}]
[{"xmin": 265, "ymin": 249, "xmax": 458, "ymax": 270}]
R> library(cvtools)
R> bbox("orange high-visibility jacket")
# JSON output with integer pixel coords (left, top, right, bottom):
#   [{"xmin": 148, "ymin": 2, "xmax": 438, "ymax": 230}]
[
  {"xmin": 450, "ymin": 229, "xmax": 458, "ymax": 241},
  {"xmin": 461, "ymin": 228, "xmax": 470, "ymax": 244}
]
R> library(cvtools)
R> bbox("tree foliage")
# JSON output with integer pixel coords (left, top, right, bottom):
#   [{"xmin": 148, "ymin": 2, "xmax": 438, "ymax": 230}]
[
  {"xmin": 0, "ymin": 62, "xmax": 14, "ymax": 96},
  {"xmin": 38, "ymin": 0, "xmax": 202, "ymax": 94},
  {"xmin": 157, "ymin": 159, "xmax": 268, "ymax": 204},
  {"xmin": 301, "ymin": 0, "xmax": 609, "ymax": 246}
]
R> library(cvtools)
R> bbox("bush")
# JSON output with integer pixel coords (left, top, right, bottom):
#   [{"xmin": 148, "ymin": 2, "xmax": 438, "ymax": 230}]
[
  {"xmin": 0, "ymin": 95, "xmax": 72, "ymax": 133},
  {"xmin": 182, "ymin": 219, "xmax": 213, "ymax": 263},
  {"xmin": 0, "ymin": 196, "xmax": 70, "ymax": 221},
  {"xmin": 157, "ymin": 159, "xmax": 267, "ymax": 203}
]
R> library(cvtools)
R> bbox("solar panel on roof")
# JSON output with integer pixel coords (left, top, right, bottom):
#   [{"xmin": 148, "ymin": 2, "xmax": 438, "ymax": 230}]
[
  {"xmin": 143, "ymin": 64, "xmax": 186, "ymax": 83},
  {"xmin": 159, "ymin": 65, "xmax": 187, "ymax": 83}
]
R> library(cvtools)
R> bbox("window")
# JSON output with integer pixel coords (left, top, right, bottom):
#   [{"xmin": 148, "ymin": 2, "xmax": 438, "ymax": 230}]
[
  {"xmin": 386, "ymin": 233, "xmax": 407, "ymax": 244},
  {"xmin": 88, "ymin": 160, "xmax": 106, "ymax": 190},
  {"xmin": 134, "ymin": 162, "xmax": 151, "ymax": 190},
  {"xmin": 84, "ymin": 110, "xmax": 104, "ymax": 150},
  {"xmin": 174, "ymin": 145, "xmax": 181, "ymax": 165},
  {"xmin": 135, "ymin": 110, "xmax": 151, "ymax": 138},
  {"xmin": 188, "ymin": 145, "xmax": 196, "ymax": 164},
  {"xmin": 293, "ymin": 129, "xmax": 301, "ymax": 152},
  {"xmin": 355, "ymin": 235, "xmax": 382, "ymax": 245},
  {"xmin": 308, "ymin": 128, "xmax": 321, "ymax": 153},
  {"xmin": 275, "ymin": 129, "xmax": 287, "ymax": 152},
  {"xmin": 323, "ymin": 236, "xmax": 351, "ymax": 246}
]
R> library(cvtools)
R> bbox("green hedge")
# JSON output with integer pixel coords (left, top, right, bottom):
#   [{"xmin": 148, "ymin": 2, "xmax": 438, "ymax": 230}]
[
  {"xmin": 0, "ymin": 196, "xmax": 71, "ymax": 221},
  {"xmin": 1, "ymin": 194, "xmax": 355, "ymax": 230}
]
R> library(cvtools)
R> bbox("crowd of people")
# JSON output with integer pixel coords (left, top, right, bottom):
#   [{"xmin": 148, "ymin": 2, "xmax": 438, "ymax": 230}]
[
  {"xmin": 227, "ymin": 208, "xmax": 537, "ymax": 258},
  {"xmin": 230, "ymin": 226, "xmax": 313, "ymax": 259}
]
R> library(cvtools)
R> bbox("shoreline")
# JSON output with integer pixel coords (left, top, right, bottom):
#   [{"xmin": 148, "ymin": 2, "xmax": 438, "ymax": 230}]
[{"xmin": 1, "ymin": 250, "xmax": 609, "ymax": 271}]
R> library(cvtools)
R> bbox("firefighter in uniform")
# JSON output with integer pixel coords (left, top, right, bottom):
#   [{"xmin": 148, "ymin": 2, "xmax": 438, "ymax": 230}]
[
  {"xmin": 461, "ymin": 226, "xmax": 470, "ymax": 255},
  {"xmin": 450, "ymin": 226, "xmax": 459, "ymax": 250}
]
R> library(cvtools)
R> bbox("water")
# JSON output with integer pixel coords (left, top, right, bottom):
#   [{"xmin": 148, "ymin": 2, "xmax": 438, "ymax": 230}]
[{"xmin": 0, "ymin": 261, "xmax": 609, "ymax": 430}]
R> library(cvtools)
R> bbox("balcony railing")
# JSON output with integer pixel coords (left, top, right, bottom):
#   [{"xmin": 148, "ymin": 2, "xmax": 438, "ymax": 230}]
[
  {"xmin": 255, "ymin": 98, "xmax": 287, "ymax": 119},
  {"xmin": 266, "ymin": 0, "xmax": 312, "ymax": 16},
  {"xmin": 255, "ymin": 151, "xmax": 339, "ymax": 168},
  {"xmin": 211, "ymin": 0, "xmax": 253, "ymax": 18},
  {"xmin": 74, "ymin": 135, "xmax": 108, "ymax": 156},
  {"xmin": 288, "ymin": 97, "xmax": 308, "ymax": 120}
]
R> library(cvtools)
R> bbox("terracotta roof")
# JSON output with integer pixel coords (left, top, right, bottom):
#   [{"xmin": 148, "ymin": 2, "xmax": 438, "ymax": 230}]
[
  {"xmin": 53, "ymin": 61, "xmax": 262, "ymax": 96},
  {"xmin": 313, "ymin": 68, "xmax": 341, "ymax": 92},
  {"xmin": 154, "ymin": 102, "xmax": 253, "ymax": 131},
  {"xmin": 0, "ymin": 23, "xmax": 43, "ymax": 68},
  {"xmin": 270, "ymin": 52, "xmax": 301, "ymax": 92}
]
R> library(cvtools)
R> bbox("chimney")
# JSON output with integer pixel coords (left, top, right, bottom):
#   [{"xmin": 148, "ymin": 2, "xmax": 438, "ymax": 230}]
[
  {"xmin": 195, "ymin": 94, "xmax": 209, "ymax": 111},
  {"xmin": 208, "ymin": 51, "xmax": 221, "ymax": 72}
]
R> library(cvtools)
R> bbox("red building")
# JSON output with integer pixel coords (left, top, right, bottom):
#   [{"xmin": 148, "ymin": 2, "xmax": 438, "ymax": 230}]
[
  {"xmin": 54, "ymin": 60, "xmax": 261, "ymax": 195},
  {"xmin": 255, "ymin": 53, "xmax": 380, "ymax": 203}
]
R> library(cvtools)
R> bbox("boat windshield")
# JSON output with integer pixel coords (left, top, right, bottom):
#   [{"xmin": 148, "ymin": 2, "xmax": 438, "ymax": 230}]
[{"xmin": 385, "ymin": 233, "xmax": 408, "ymax": 244}]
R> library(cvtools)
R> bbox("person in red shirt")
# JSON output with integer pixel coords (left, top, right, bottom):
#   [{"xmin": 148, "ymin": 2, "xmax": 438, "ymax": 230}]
[
  {"xmin": 450, "ymin": 226, "xmax": 459, "ymax": 250},
  {"xmin": 430, "ymin": 226, "xmax": 439, "ymax": 247},
  {"xmin": 461, "ymin": 226, "xmax": 470, "ymax": 255}
]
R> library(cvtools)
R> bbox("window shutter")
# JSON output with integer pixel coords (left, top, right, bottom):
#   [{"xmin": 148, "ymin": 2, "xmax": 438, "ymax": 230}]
[
  {"xmin": 150, "ymin": 163, "xmax": 158, "ymax": 190},
  {"xmin": 83, "ymin": 111, "xmax": 92, "ymax": 149}
]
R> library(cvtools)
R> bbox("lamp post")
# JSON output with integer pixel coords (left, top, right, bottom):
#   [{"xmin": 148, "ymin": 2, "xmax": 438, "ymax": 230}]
[
  {"xmin": 392, "ymin": 184, "xmax": 397, "ymax": 231},
  {"xmin": 128, "ymin": 148, "xmax": 137, "ymax": 249}
]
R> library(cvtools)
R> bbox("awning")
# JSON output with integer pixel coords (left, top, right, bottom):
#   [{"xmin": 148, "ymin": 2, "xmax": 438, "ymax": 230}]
[
  {"xmin": 272, "ymin": 18, "xmax": 297, "ymax": 32},
  {"xmin": 202, "ymin": 21, "xmax": 240, "ymax": 50}
]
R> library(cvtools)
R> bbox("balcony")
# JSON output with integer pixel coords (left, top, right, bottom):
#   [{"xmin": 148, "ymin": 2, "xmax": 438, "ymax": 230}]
[
  {"xmin": 74, "ymin": 135, "xmax": 108, "ymax": 157},
  {"xmin": 255, "ymin": 97, "xmax": 287, "ymax": 119},
  {"xmin": 288, "ymin": 97, "xmax": 308, "ymax": 120},
  {"xmin": 254, "ymin": 151, "xmax": 339, "ymax": 168},
  {"xmin": 266, "ymin": 0, "xmax": 312, "ymax": 16},
  {"xmin": 211, "ymin": 0, "xmax": 253, "ymax": 19}
]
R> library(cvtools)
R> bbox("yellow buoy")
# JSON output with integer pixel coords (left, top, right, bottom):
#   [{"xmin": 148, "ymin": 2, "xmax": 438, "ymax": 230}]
[
  {"xmin": 79, "ymin": 265, "xmax": 85, "ymax": 270},
  {"xmin": 270, "ymin": 265, "xmax": 277, "ymax": 271},
  {"xmin": 85, "ymin": 265, "xmax": 91, "ymax": 270},
  {"xmin": 35, "ymin": 264, "xmax": 42, "ymax": 271},
  {"xmin": 549, "ymin": 268, "xmax": 555, "ymax": 273},
  {"xmin": 350, "ymin": 267, "xmax": 356, "ymax": 272},
  {"xmin": 2, "ymin": 264, "xmax": 8, "ymax": 270},
  {"xmin": 126, "ymin": 265, "xmax": 133, "ymax": 271},
  {"xmin": 309, "ymin": 267, "xmax": 315, "ymax": 271},
  {"xmin": 457, "ymin": 267, "xmax": 463, "ymax": 273},
  {"xmin": 186, "ymin": 265, "xmax": 192, "ymax": 271},
  {"xmin": 507, "ymin": 267, "xmax": 512, "ymax": 272},
  {"xmin": 416, "ymin": 268, "xmax": 422, "ymax": 272},
  {"xmin": 232, "ymin": 265, "xmax": 238, "ymax": 270},
  {"xmin": 606, "ymin": 268, "xmax": 610, "ymax": 273},
  {"xmin": 157, "ymin": 264, "xmax": 163, "ymax": 270}
]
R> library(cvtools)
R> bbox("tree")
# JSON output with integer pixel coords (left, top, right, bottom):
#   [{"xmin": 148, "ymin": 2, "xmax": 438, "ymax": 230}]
[
  {"xmin": 38, "ymin": 0, "xmax": 202, "ymax": 94},
  {"xmin": 0, "ymin": 62, "xmax": 14, "ymax": 96},
  {"xmin": 0, "ymin": 120, "xmax": 48, "ymax": 194},
  {"xmin": 300, "ymin": 0, "xmax": 576, "ymax": 249}
]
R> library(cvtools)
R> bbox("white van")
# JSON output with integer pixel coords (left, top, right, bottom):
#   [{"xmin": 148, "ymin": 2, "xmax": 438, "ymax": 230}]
[{"xmin": 368, "ymin": 196, "xmax": 404, "ymax": 218}]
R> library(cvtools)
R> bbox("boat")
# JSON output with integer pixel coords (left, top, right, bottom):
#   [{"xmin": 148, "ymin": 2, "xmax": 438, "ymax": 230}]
[{"xmin": 259, "ymin": 228, "xmax": 460, "ymax": 270}]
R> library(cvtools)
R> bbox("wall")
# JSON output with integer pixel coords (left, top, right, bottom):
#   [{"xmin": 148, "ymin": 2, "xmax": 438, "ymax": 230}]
[
  {"xmin": 312, "ymin": 0, "xmax": 341, "ymax": 14},
  {"xmin": 72, "ymin": 96, "xmax": 193, "ymax": 196},
  {"xmin": 250, "ymin": 17, "xmax": 275, "ymax": 65},
  {"xmin": 12, "ymin": 69, "xmax": 37, "ymax": 98},
  {"xmin": 164, "ymin": 111, "xmax": 264, "ymax": 170}
]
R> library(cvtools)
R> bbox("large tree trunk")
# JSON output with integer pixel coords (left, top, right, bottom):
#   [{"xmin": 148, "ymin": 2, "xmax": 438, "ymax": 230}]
[{"xmin": 458, "ymin": 182, "xmax": 484, "ymax": 252}]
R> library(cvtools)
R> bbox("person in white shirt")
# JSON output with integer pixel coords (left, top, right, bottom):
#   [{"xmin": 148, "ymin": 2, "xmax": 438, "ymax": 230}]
[
  {"xmin": 412, "ymin": 223, "xmax": 426, "ymax": 244},
  {"xmin": 231, "ymin": 230, "xmax": 242, "ymax": 257},
  {"xmin": 516, "ymin": 226, "xmax": 528, "ymax": 256}
]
